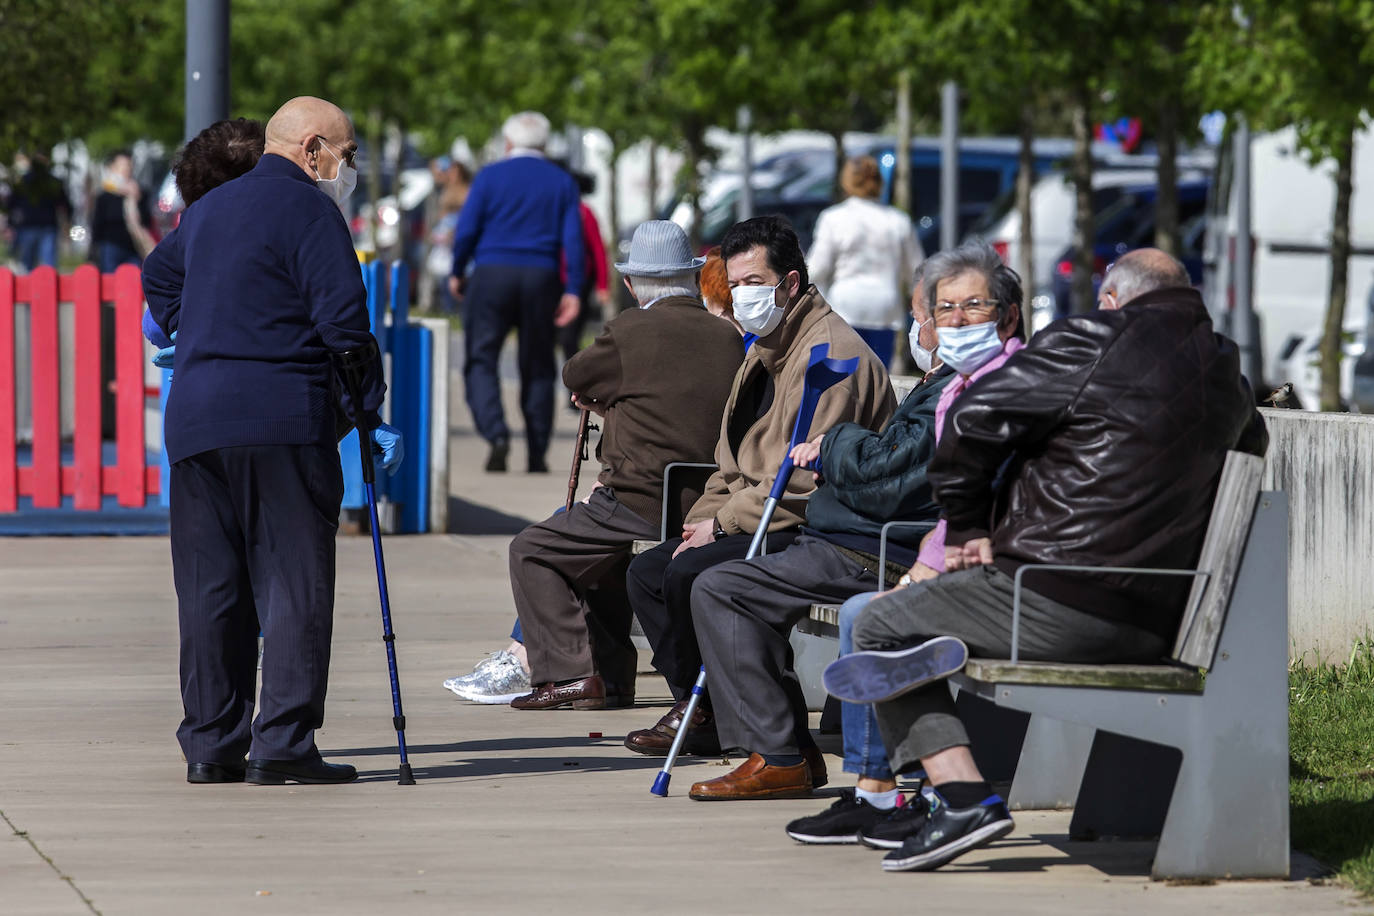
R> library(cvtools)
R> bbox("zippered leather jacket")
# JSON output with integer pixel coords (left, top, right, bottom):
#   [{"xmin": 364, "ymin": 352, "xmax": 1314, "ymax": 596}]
[{"xmin": 929, "ymin": 287, "xmax": 1268, "ymax": 639}]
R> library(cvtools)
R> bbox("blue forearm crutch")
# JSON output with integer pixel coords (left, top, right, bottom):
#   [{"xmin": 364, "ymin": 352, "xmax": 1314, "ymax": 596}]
[
  {"xmin": 651, "ymin": 343, "xmax": 859, "ymax": 796},
  {"xmin": 339, "ymin": 343, "xmax": 416, "ymax": 786}
]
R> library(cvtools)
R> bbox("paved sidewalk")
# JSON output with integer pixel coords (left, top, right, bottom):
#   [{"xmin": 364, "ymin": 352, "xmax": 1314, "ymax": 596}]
[{"xmin": 0, "ymin": 338, "xmax": 1366, "ymax": 914}]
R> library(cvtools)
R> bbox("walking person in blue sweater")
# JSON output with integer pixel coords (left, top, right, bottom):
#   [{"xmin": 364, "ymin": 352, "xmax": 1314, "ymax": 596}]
[
  {"xmin": 143, "ymin": 96, "xmax": 401, "ymax": 787},
  {"xmin": 447, "ymin": 111, "xmax": 584, "ymax": 473}
]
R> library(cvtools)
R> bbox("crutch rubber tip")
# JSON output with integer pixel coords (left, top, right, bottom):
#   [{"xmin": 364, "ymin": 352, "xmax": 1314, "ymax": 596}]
[
  {"xmin": 650, "ymin": 772, "xmax": 671, "ymax": 797},
  {"xmin": 398, "ymin": 763, "xmax": 416, "ymax": 786}
]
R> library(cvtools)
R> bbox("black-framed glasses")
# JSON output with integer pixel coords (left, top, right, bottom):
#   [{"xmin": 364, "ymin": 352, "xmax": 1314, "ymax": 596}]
[{"xmin": 934, "ymin": 297, "xmax": 999, "ymax": 319}]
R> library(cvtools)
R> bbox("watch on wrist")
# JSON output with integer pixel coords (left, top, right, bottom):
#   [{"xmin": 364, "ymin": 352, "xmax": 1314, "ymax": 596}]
[
  {"xmin": 712, "ymin": 520, "xmax": 728, "ymax": 540},
  {"xmin": 897, "ymin": 573, "xmax": 913, "ymax": 588}
]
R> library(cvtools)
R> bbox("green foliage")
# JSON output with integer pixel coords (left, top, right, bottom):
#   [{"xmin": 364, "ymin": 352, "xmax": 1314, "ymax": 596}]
[{"xmin": 1290, "ymin": 638, "xmax": 1374, "ymax": 896}]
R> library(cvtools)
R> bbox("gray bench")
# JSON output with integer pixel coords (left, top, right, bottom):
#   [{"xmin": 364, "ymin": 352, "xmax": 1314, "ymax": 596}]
[{"xmin": 950, "ymin": 450, "xmax": 1288, "ymax": 879}]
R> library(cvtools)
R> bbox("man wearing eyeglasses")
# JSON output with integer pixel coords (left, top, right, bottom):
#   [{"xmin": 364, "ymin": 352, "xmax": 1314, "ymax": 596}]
[{"xmin": 144, "ymin": 96, "xmax": 395, "ymax": 787}]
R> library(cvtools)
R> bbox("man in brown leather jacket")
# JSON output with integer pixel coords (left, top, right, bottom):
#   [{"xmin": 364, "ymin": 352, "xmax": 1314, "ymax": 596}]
[{"xmin": 835, "ymin": 248, "xmax": 1267, "ymax": 872}]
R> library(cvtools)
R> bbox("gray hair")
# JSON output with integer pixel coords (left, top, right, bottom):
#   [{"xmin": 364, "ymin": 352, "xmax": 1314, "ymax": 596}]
[
  {"xmin": 1101, "ymin": 250, "xmax": 1192, "ymax": 306},
  {"xmin": 628, "ymin": 271, "xmax": 699, "ymax": 305},
  {"xmin": 911, "ymin": 260, "xmax": 929, "ymax": 318},
  {"xmin": 922, "ymin": 238, "xmax": 1023, "ymax": 319},
  {"xmin": 502, "ymin": 111, "xmax": 550, "ymax": 150}
]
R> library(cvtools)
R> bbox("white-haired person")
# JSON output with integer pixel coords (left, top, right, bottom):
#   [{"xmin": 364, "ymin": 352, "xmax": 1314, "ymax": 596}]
[{"xmin": 448, "ymin": 111, "xmax": 585, "ymax": 474}]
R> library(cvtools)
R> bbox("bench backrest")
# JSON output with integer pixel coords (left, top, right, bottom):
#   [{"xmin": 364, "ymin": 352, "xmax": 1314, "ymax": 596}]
[{"xmin": 1170, "ymin": 450, "xmax": 1266, "ymax": 669}]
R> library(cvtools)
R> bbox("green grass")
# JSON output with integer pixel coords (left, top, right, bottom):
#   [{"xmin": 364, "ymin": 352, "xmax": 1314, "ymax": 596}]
[{"xmin": 1290, "ymin": 638, "xmax": 1374, "ymax": 896}]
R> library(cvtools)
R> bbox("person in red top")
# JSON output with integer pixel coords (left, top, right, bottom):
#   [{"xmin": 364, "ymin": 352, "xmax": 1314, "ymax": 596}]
[{"xmin": 558, "ymin": 171, "xmax": 609, "ymax": 366}]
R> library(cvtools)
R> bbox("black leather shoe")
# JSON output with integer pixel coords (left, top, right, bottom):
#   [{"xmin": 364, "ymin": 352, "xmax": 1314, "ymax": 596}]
[
  {"xmin": 245, "ymin": 757, "xmax": 358, "ymax": 785},
  {"xmin": 187, "ymin": 761, "xmax": 246, "ymax": 784},
  {"xmin": 486, "ymin": 438, "xmax": 509, "ymax": 472}
]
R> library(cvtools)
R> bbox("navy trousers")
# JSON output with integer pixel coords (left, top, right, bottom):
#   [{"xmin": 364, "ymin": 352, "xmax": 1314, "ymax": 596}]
[
  {"xmin": 462, "ymin": 263, "xmax": 562, "ymax": 463},
  {"xmin": 171, "ymin": 444, "xmax": 343, "ymax": 764}
]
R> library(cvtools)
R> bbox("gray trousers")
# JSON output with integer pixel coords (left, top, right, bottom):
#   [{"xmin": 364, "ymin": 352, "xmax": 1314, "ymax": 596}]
[
  {"xmin": 692, "ymin": 536, "xmax": 879, "ymax": 755},
  {"xmin": 510, "ymin": 486, "xmax": 658, "ymax": 685},
  {"xmin": 852, "ymin": 564, "xmax": 1169, "ymax": 774}
]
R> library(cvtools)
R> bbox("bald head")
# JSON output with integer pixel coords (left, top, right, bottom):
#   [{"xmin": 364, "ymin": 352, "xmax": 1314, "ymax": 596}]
[
  {"xmin": 1098, "ymin": 248, "xmax": 1192, "ymax": 309},
  {"xmin": 264, "ymin": 96, "xmax": 355, "ymax": 180}
]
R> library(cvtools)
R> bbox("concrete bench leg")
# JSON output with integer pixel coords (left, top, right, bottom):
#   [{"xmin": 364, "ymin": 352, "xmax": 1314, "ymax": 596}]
[{"xmin": 1008, "ymin": 716, "xmax": 1093, "ymax": 811}]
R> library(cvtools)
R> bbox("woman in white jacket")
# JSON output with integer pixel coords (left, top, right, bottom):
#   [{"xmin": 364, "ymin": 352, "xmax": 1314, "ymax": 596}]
[{"xmin": 808, "ymin": 155, "xmax": 923, "ymax": 367}]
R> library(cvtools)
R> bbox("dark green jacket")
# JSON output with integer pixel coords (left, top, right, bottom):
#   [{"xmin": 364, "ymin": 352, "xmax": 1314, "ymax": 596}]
[{"xmin": 804, "ymin": 368, "xmax": 955, "ymax": 550}]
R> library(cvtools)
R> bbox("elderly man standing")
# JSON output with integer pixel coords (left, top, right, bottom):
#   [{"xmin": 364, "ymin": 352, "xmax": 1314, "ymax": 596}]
[
  {"xmin": 827, "ymin": 248, "xmax": 1267, "ymax": 871},
  {"xmin": 449, "ymin": 111, "xmax": 584, "ymax": 474},
  {"xmin": 144, "ymin": 96, "xmax": 399, "ymax": 786},
  {"xmin": 622, "ymin": 216, "xmax": 895, "ymax": 791},
  {"xmin": 500, "ymin": 221, "xmax": 743, "ymax": 709}
]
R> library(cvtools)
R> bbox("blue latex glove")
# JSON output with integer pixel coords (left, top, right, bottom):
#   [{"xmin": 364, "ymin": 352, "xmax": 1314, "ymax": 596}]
[
  {"xmin": 152, "ymin": 331, "xmax": 176, "ymax": 370},
  {"xmin": 370, "ymin": 423, "xmax": 404, "ymax": 475}
]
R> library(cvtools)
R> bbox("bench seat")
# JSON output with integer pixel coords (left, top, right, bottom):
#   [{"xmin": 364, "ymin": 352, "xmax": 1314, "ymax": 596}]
[{"xmin": 958, "ymin": 660, "xmax": 1203, "ymax": 693}]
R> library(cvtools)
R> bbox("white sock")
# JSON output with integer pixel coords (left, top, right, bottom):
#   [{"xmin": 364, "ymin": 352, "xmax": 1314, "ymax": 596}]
[{"xmin": 855, "ymin": 787, "xmax": 899, "ymax": 810}]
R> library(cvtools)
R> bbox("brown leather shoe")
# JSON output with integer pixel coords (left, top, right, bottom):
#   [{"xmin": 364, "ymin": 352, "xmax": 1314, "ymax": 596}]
[
  {"xmin": 510, "ymin": 675, "xmax": 606, "ymax": 710},
  {"xmin": 624, "ymin": 700, "xmax": 720, "ymax": 756},
  {"xmin": 803, "ymin": 745, "xmax": 829, "ymax": 789},
  {"xmin": 688, "ymin": 752, "xmax": 813, "ymax": 800}
]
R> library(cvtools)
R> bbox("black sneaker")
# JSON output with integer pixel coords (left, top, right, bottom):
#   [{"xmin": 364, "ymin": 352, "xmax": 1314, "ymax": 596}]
[
  {"xmin": 881, "ymin": 794, "xmax": 1014, "ymax": 871},
  {"xmin": 858, "ymin": 795, "xmax": 931, "ymax": 849},
  {"xmin": 785, "ymin": 789, "xmax": 890, "ymax": 845}
]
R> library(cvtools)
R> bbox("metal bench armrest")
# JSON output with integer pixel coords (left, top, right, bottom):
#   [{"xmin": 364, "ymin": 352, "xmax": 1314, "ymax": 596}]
[
  {"xmin": 659, "ymin": 462, "xmax": 719, "ymax": 541},
  {"xmin": 878, "ymin": 520, "xmax": 931, "ymax": 591},
  {"xmin": 1009, "ymin": 564, "xmax": 1211, "ymax": 663}
]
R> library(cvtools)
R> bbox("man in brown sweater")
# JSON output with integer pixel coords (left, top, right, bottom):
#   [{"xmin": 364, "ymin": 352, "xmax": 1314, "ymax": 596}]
[
  {"xmin": 623, "ymin": 216, "xmax": 894, "ymax": 789},
  {"xmin": 508, "ymin": 221, "xmax": 745, "ymax": 710}
]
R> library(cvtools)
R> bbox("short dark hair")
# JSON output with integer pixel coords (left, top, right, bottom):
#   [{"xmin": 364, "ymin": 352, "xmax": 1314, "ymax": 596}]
[
  {"xmin": 719, "ymin": 215, "xmax": 809, "ymax": 290},
  {"xmin": 174, "ymin": 118, "xmax": 266, "ymax": 206}
]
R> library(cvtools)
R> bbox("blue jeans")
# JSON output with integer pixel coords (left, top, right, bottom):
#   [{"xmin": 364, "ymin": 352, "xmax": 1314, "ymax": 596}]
[
  {"xmin": 15, "ymin": 226, "xmax": 58, "ymax": 271},
  {"xmin": 839, "ymin": 591, "xmax": 894, "ymax": 780}
]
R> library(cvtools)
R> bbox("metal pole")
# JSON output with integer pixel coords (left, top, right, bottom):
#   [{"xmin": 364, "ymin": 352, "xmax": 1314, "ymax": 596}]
[
  {"xmin": 1233, "ymin": 118, "xmax": 1262, "ymax": 388},
  {"xmin": 940, "ymin": 81, "xmax": 959, "ymax": 252},
  {"xmin": 185, "ymin": 0, "xmax": 230, "ymax": 142},
  {"xmin": 738, "ymin": 106, "xmax": 754, "ymax": 221}
]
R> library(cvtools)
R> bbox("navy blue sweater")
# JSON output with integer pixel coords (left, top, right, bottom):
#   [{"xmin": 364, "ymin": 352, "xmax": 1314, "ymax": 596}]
[
  {"xmin": 450, "ymin": 153, "xmax": 584, "ymax": 294},
  {"xmin": 143, "ymin": 153, "xmax": 385, "ymax": 464}
]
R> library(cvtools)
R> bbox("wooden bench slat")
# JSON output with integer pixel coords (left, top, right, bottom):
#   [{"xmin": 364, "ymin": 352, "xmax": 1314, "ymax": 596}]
[
  {"xmin": 963, "ymin": 658, "xmax": 1203, "ymax": 692},
  {"xmin": 631, "ymin": 539, "xmax": 660, "ymax": 555},
  {"xmin": 809, "ymin": 603, "xmax": 839, "ymax": 626},
  {"xmin": 1172, "ymin": 451, "xmax": 1264, "ymax": 669}
]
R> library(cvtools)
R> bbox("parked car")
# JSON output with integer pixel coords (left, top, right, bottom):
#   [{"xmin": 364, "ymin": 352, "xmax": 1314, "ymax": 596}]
[
  {"xmin": 973, "ymin": 166, "xmax": 1210, "ymax": 296},
  {"xmin": 1047, "ymin": 179, "xmax": 1211, "ymax": 317}
]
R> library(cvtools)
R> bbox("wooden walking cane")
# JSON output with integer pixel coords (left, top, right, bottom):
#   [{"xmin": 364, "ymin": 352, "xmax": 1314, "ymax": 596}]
[{"xmin": 565, "ymin": 406, "xmax": 599, "ymax": 511}]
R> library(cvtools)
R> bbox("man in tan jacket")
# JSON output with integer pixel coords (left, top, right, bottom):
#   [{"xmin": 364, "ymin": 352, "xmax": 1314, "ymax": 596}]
[{"xmin": 624, "ymin": 215, "xmax": 894, "ymax": 789}]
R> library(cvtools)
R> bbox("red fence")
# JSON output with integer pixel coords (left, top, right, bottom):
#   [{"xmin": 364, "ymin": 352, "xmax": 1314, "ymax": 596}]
[{"xmin": 0, "ymin": 264, "xmax": 158, "ymax": 511}]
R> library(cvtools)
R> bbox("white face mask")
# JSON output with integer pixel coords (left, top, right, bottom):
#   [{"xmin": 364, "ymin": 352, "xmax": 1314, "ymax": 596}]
[
  {"xmin": 731, "ymin": 275, "xmax": 787, "ymax": 337},
  {"xmin": 908, "ymin": 318, "xmax": 938, "ymax": 373},
  {"xmin": 936, "ymin": 321, "xmax": 1004, "ymax": 376},
  {"xmin": 314, "ymin": 141, "xmax": 357, "ymax": 208}
]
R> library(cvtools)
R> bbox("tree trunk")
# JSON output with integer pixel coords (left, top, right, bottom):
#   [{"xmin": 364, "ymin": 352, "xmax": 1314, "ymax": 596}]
[
  {"xmin": 685, "ymin": 129, "xmax": 704, "ymax": 251},
  {"xmin": 1319, "ymin": 125, "xmax": 1355, "ymax": 411},
  {"xmin": 366, "ymin": 107, "xmax": 383, "ymax": 259},
  {"xmin": 390, "ymin": 118, "xmax": 407, "ymax": 272},
  {"xmin": 894, "ymin": 68, "xmax": 912, "ymax": 215},
  {"xmin": 607, "ymin": 141, "xmax": 623, "ymax": 318},
  {"xmin": 1070, "ymin": 91, "xmax": 1095, "ymax": 314},
  {"xmin": 1154, "ymin": 97, "xmax": 1180, "ymax": 256},
  {"xmin": 646, "ymin": 139, "xmax": 658, "ymax": 220},
  {"xmin": 831, "ymin": 128, "xmax": 846, "ymax": 201},
  {"xmin": 1017, "ymin": 99, "xmax": 1035, "ymax": 320}
]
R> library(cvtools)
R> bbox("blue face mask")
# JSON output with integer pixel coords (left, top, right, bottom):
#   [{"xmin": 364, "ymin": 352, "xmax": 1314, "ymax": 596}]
[{"xmin": 936, "ymin": 321, "xmax": 1003, "ymax": 375}]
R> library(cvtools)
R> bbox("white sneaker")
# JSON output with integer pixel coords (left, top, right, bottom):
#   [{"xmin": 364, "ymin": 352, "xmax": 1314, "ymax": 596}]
[{"xmin": 444, "ymin": 651, "xmax": 531, "ymax": 704}]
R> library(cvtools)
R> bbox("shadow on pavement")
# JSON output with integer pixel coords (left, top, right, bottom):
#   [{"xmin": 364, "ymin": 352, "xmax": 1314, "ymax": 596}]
[
  {"xmin": 355, "ymin": 752, "xmax": 666, "ymax": 782},
  {"xmin": 446, "ymin": 494, "xmax": 533, "ymax": 535}
]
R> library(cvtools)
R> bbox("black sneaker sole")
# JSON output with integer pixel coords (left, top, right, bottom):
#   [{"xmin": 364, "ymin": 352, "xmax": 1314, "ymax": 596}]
[
  {"xmin": 786, "ymin": 829, "xmax": 864, "ymax": 845},
  {"xmin": 244, "ymin": 767, "xmax": 358, "ymax": 786},
  {"xmin": 822, "ymin": 637, "xmax": 969, "ymax": 705},
  {"xmin": 881, "ymin": 817, "xmax": 1014, "ymax": 871}
]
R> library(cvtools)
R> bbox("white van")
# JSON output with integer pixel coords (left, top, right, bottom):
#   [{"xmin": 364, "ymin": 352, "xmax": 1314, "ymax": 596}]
[{"xmin": 1205, "ymin": 125, "xmax": 1374, "ymax": 402}]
